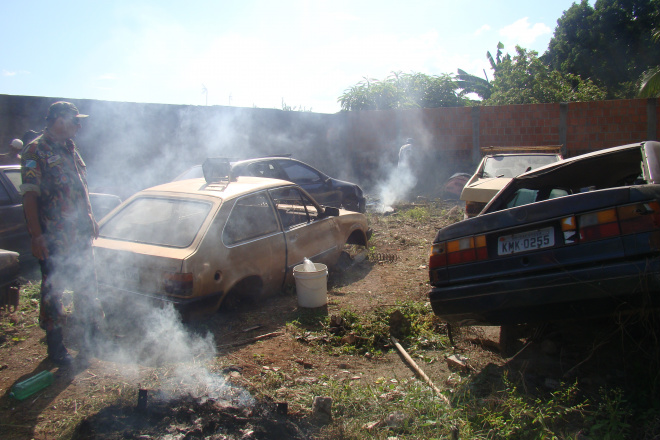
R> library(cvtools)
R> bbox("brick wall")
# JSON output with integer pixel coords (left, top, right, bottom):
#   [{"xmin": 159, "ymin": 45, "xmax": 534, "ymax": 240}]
[
  {"xmin": 1, "ymin": 95, "xmax": 657, "ymax": 194},
  {"xmin": 565, "ymin": 99, "xmax": 650, "ymax": 156},
  {"xmin": 479, "ymin": 103, "xmax": 561, "ymax": 150}
]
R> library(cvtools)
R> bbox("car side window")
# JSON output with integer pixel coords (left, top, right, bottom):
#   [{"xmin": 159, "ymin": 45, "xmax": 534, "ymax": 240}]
[
  {"xmin": 269, "ymin": 187, "xmax": 319, "ymax": 229},
  {"xmin": 222, "ymin": 192, "xmax": 280, "ymax": 245},
  {"xmin": 247, "ymin": 162, "xmax": 284, "ymax": 179},
  {"xmin": 280, "ymin": 162, "xmax": 322, "ymax": 184},
  {"xmin": 0, "ymin": 181, "xmax": 11, "ymax": 205},
  {"xmin": 4, "ymin": 169, "xmax": 22, "ymax": 193}
]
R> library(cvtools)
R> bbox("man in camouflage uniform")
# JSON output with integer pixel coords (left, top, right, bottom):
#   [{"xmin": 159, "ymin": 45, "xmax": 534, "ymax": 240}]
[{"xmin": 21, "ymin": 101, "xmax": 102, "ymax": 366}]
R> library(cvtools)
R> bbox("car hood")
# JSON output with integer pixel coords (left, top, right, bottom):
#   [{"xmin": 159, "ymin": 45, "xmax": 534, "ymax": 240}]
[
  {"xmin": 330, "ymin": 177, "xmax": 362, "ymax": 192},
  {"xmin": 460, "ymin": 177, "xmax": 512, "ymax": 203}
]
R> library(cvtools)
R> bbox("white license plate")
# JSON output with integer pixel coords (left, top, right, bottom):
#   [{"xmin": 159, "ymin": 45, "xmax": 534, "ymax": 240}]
[{"xmin": 498, "ymin": 227, "xmax": 554, "ymax": 255}]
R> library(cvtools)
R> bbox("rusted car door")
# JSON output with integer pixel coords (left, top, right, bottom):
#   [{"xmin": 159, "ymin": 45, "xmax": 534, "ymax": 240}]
[{"xmin": 268, "ymin": 186, "xmax": 339, "ymax": 273}]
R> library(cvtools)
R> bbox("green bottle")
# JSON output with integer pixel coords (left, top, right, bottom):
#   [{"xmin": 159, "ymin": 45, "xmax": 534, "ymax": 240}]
[{"xmin": 10, "ymin": 371, "xmax": 54, "ymax": 400}]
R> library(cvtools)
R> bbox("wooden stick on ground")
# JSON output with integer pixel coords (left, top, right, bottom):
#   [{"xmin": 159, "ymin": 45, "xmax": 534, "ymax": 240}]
[
  {"xmin": 218, "ymin": 331, "xmax": 283, "ymax": 349},
  {"xmin": 390, "ymin": 336, "xmax": 452, "ymax": 407}
]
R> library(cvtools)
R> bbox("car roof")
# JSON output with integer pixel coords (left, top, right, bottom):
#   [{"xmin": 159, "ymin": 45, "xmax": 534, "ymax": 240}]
[
  {"xmin": 142, "ymin": 175, "xmax": 296, "ymax": 200},
  {"xmin": 484, "ymin": 153, "xmax": 561, "ymax": 158},
  {"xmin": 233, "ymin": 155, "xmax": 292, "ymax": 164}
]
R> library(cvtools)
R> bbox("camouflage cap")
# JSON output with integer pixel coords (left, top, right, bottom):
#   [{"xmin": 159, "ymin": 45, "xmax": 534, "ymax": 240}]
[{"xmin": 46, "ymin": 101, "xmax": 89, "ymax": 120}]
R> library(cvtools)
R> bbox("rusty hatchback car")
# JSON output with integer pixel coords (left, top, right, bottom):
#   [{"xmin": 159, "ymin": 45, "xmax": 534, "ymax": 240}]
[
  {"xmin": 94, "ymin": 160, "xmax": 370, "ymax": 314},
  {"xmin": 429, "ymin": 141, "xmax": 660, "ymax": 327}
]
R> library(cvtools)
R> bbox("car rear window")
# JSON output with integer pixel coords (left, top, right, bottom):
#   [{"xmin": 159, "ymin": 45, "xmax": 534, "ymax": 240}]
[{"xmin": 99, "ymin": 197, "xmax": 212, "ymax": 247}]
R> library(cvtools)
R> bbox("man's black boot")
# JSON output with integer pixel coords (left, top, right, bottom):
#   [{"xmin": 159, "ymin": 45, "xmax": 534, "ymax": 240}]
[{"xmin": 46, "ymin": 328, "xmax": 73, "ymax": 366}]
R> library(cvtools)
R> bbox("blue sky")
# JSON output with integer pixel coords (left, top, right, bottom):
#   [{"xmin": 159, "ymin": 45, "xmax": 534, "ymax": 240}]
[{"xmin": 1, "ymin": 0, "xmax": 591, "ymax": 114}]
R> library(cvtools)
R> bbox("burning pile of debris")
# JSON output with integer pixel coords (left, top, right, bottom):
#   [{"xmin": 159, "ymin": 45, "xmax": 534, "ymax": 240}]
[{"xmin": 72, "ymin": 391, "xmax": 314, "ymax": 440}]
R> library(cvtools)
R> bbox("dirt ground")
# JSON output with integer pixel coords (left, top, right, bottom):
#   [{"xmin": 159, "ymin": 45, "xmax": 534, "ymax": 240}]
[{"xmin": 0, "ymin": 199, "xmax": 655, "ymax": 439}]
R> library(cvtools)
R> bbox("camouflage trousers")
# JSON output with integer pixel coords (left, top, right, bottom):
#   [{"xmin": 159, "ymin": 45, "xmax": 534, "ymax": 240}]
[{"xmin": 38, "ymin": 240, "xmax": 103, "ymax": 337}]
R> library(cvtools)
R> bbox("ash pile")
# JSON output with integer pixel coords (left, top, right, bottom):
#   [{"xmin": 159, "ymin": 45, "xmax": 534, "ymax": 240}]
[{"xmin": 71, "ymin": 391, "xmax": 314, "ymax": 440}]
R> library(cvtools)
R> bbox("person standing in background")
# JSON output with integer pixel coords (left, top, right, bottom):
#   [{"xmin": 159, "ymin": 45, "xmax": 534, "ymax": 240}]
[
  {"xmin": 0, "ymin": 139, "xmax": 23, "ymax": 165},
  {"xmin": 398, "ymin": 138, "xmax": 414, "ymax": 171}
]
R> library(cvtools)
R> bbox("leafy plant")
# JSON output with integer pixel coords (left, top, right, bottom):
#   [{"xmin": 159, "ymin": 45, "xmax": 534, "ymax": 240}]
[
  {"xmin": 399, "ymin": 206, "xmax": 430, "ymax": 222},
  {"xmin": 288, "ymin": 301, "xmax": 448, "ymax": 356},
  {"xmin": 458, "ymin": 373, "xmax": 588, "ymax": 439},
  {"xmin": 587, "ymin": 388, "xmax": 632, "ymax": 440},
  {"xmin": 338, "ymin": 71, "xmax": 465, "ymax": 111}
]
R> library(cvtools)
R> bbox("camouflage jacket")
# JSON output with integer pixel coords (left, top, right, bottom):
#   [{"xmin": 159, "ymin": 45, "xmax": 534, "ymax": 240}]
[{"xmin": 20, "ymin": 132, "xmax": 95, "ymax": 251}]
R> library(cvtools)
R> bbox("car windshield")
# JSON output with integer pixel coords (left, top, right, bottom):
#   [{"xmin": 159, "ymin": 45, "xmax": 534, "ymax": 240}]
[
  {"xmin": 99, "ymin": 197, "xmax": 212, "ymax": 247},
  {"xmin": 482, "ymin": 155, "xmax": 558, "ymax": 178}
]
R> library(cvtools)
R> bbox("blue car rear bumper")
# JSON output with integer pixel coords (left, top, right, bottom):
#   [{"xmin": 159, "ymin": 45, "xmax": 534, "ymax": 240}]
[{"xmin": 428, "ymin": 257, "xmax": 660, "ymax": 326}]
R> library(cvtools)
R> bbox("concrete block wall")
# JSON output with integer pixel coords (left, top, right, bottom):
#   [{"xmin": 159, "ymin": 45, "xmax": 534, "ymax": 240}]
[{"xmin": 1, "ymin": 94, "xmax": 657, "ymax": 196}]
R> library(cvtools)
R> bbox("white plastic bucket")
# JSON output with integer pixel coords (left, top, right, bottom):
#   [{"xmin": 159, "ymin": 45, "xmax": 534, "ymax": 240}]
[{"xmin": 293, "ymin": 263, "xmax": 328, "ymax": 308}]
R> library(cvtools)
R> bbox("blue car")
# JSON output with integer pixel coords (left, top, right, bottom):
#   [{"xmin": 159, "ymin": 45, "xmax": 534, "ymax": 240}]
[
  {"xmin": 429, "ymin": 141, "xmax": 660, "ymax": 327},
  {"xmin": 174, "ymin": 156, "xmax": 366, "ymax": 213}
]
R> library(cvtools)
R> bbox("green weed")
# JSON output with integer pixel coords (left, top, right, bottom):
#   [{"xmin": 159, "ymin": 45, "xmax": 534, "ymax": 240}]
[
  {"xmin": 399, "ymin": 206, "xmax": 430, "ymax": 222},
  {"xmin": 287, "ymin": 301, "xmax": 448, "ymax": 357}
]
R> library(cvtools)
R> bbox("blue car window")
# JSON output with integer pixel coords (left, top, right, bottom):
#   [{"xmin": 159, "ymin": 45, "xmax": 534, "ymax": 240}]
[{"xmin": 280, "ymin": 162, "xmax": 322, "ymax": 184}]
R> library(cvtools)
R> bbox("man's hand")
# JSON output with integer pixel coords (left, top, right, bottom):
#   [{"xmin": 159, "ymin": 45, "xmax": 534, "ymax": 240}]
[{"xmin": 31, "ymin": 235, "xmax": 49, "ymax": 260}]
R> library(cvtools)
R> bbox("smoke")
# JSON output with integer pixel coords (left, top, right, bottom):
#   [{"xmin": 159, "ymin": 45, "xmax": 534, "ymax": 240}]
[
  {"xmin": 66, "ymin": 101, "xmax": 356, "ymax": 401},
  {"xmin": 49, "ymin": 99, "xmax": 449, "ymax": 400},
  {"xmin": 373, "ymin": 162, "xmax": 418, "ymax": 212},
  {"xmin": 78, "ymin": 299, "xmax": 229, "ymax": 400},
  {"xmin": 98, "ymin": 303, "xmax": 215, "ymax": 366},
  {"xmin": 78, "ymin": 101, "xmax": 352, "ymax": 201}
]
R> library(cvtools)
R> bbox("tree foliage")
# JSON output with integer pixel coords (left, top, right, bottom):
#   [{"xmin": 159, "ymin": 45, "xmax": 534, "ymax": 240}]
[
  {"xmin": 457, "ymin": 42, "xmax": 511, "ymax": 100},
  {"xmin": 337, "ymin": 71, "xmax": 465, "ymax": 111},
  {"xmin": 544, "ymin": 0, "xmax": 660, "ymax": 99},
  {"xmin": 639, "ymin": 27, "xmax": 660, "ymax": 98},
  {"xmin": 486, "ymin": 46, "xmax": 607, "ymax": 105}
]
